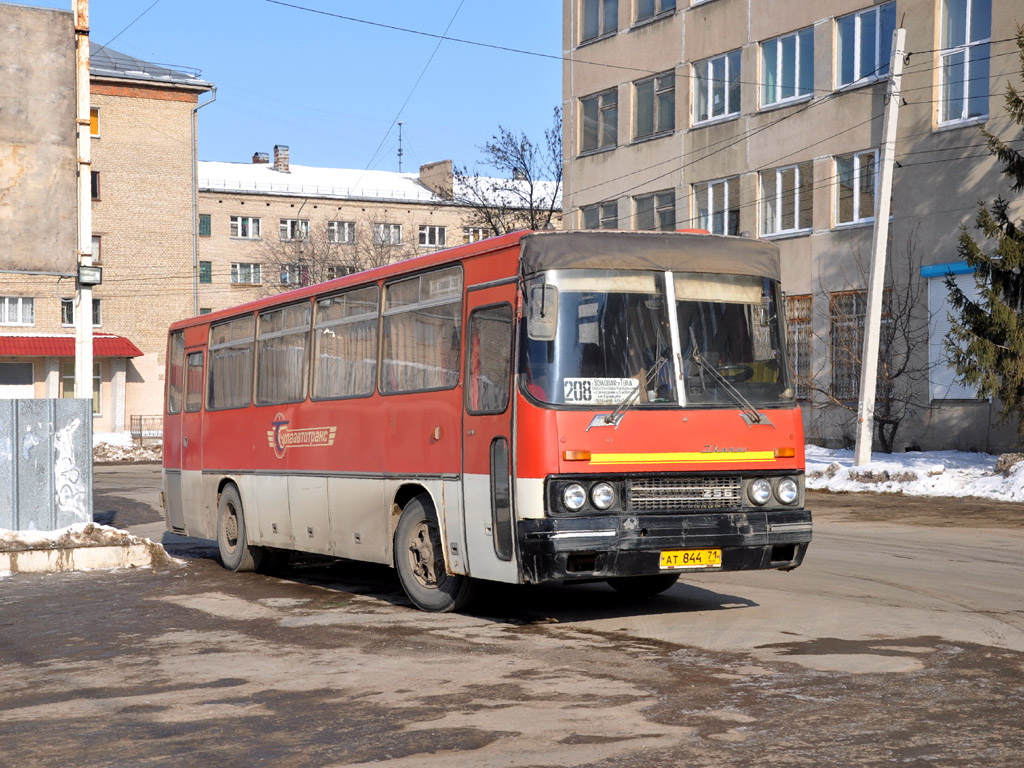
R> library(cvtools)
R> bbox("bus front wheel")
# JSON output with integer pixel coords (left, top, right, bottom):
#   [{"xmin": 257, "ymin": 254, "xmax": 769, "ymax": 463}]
[
  {"xmin": 217, "ymin": 485, "xmax": 263, "ymax": 572},
  {"xmin": 394, "ymin": 495, "xmax": 476, "ymax": 612},
  {"xmin": 606, "ymin": 573, "xmax": 680, "ymax": 598}
]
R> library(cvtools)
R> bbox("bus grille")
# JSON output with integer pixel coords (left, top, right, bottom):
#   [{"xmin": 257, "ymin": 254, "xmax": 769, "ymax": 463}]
[{"xmin": 628, "ymin": 477, "xmax": 742, "ymax": 511}]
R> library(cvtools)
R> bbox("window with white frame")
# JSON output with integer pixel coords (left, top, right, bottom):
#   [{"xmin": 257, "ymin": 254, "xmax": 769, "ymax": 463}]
[
  {"xmin": 836, "ymin": 2, "xmax": 896, "ymax": 87},
  {"xmin": 582, "ymin": 0, "xmax": 617, "ymax": 42},
  {"xmin": 325, "ymin": 265, "xmax": 354, "ymax": 281},
  {"xmin": 91, "ymin": 235, "xmax": 102, "ymax": 264},
  {"xmin": 634, "ymin": 191, "xmax": 675, "ymax": 231},
  {"xmin": 580, "ymin": 88, "xmax": 618, "ymax": 153},
  {"xmin": 786, "ymin": 295, "xmax": 813, "ymax": 400},
  {"xmin": 279, "ymin": 264, "xmax": 310, "ymax": 286},
  {"xmin": 582, "ymin": 201, "xmax": 619, "ymax": 229},
  {"xmin": 835, "ymin": 150, "xmax": 877, "ymax": 226},
  {"xmin": 279, "ymin": 218, "xmax": 309, "ymax": 241},
  {"xmin": 60, "ymin": 298, "xmax": 101, "ymax": 327},
  {"xmin": 635, "ymin": 72, "xmax": 675, "ymax": 139},
  {"xmin": 327, "ymin": 220, "xmax": 355, "ymax": 244},
  {"xmin": 61, "ymin": 361, "xmax": 101, "ymax": 415},
  {"xmin": 693, "ymin": 177, "xmax": 740, "ymax": 235},
  {"xmin": 760, "ymin": 27, "xmax": 814, "ymax": 107},
  {"xmin": 635, "ymin": 0, "xmax": 674, "ymax": 23},
  {"xmin": 0, "ymin": 296, "xmax": 34, "ymax": 326},
  {"xmin": 940, "ymin": 0, "xmax": 991, "ymax": 124},
  {"xmin": 693, "ymin": 49, "xmax": 741, "ymax": 123},
  {"xmin": 374, "ymin": 223, "xmax": 402, "ymax": 246},
  {"xmin": 463, "ymin": 227, "xmax": 491, "ymax": 243},
  {"xmin": 418, "ymin": 225, "xmax": 446, "ymax": 247},
  {"xmin": 230, "ymin": 216, "xmax": 261, "ymax": 239},
  {"xmin": 928, "ymin": 270, "xmax": 981, "ymax": 399},
  {"xmin": 230, "ymin": 262, "xmax": 262, "ymax": 284},
  {"xmin": 760, "ymin": 161, "xmax": 812, "ymax": 236}
]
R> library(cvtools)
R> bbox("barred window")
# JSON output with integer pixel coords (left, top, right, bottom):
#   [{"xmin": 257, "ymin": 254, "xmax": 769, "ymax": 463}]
[
  {"xmin": 786, "ymin": 295, "xmax": 812, "ymax": 400},
  {"xmin": 207, "ymin": 315, "xmax": 255, "ymax": 410},
  {"xmin": 256, "ymin": 303, "xmax": 312, "ymax": 405},
  {"xmin": 313, "ymin": 286, "xmax": 379, "ymax": 400}
]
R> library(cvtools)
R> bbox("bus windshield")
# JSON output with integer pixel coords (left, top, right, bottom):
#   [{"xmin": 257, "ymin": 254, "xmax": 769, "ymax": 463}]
[{"xmin": 520, "ymin": 269, "xmax": 794, "ymax": 408}]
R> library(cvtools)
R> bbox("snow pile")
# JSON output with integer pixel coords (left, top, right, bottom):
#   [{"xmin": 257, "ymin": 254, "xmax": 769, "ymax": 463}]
[
  {"xmin": 0, "ymin": 522, "xmax": 180, "ymax": 567},
  {"xmin": 806, "ymin": 445, "xmax": 1024, "ymax": 501},
  {"xmin": 93, "ymin": 432, "xmax": 162, "ymax": 463}
]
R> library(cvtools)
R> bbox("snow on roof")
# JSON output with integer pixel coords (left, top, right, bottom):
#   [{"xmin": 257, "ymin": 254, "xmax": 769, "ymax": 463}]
[{"xmin": 89, "ymin": 44, "xmax": 212, "ymax": 89}]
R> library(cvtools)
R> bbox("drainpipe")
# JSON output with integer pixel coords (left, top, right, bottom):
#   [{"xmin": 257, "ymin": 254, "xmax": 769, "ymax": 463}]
[{"xmin": 192, "ymin": 86, "xmax": 217, "ymax": 316}]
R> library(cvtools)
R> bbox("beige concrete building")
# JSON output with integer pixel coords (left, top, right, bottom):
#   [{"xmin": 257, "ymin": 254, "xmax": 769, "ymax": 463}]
[{"xmin": 563, "ymin": 0, "xmax": 1021, "ymax": 451}]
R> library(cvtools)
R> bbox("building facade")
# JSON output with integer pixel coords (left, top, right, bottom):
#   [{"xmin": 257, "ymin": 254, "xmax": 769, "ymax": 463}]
[{"xmin": 562, "ymin": 0, "xmax": 1020, "ymax": 451}]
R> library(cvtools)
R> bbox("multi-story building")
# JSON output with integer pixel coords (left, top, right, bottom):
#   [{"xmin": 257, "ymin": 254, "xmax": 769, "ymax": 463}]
[{"xmin": 562, "ymin": 0, "xmax": 1020, "ymax": 451}]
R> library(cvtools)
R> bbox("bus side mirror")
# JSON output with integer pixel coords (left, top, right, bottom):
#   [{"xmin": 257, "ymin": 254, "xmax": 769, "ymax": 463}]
[{"xmin": 527, "ymin": 285, "xmax": 558, "ymax": 341}]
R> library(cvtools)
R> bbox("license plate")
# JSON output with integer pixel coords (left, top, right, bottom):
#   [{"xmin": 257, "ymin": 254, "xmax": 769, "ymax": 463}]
[{"xmin": 660, "ymin": 549, "xmax": 722, "ymax": 570}]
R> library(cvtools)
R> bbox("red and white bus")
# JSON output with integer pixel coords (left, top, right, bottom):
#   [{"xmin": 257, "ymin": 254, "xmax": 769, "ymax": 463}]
[{"xmin": 162, "ymin": 230, "xmax": 811, "ymax": 611}]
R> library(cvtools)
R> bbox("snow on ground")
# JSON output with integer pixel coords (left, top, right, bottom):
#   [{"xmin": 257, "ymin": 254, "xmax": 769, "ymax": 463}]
[
  {"xmin": 93, "ymin": 432, "xmax": 162, "ymax": 463},
  {"xmin": 806, "ymin": 445, "xmax": 1024, "ymax": 502}
]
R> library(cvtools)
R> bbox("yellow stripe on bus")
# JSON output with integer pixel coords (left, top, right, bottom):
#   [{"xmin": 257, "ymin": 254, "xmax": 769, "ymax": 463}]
[{"xmin": 588, "ymin": 451, "xmax": 777, "ymax": 465}]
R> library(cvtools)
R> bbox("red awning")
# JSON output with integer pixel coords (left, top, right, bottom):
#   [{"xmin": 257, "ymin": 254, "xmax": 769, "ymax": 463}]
[{"xmin": 0, "ymin": 334, "xmax": 144, "ymax": 358}]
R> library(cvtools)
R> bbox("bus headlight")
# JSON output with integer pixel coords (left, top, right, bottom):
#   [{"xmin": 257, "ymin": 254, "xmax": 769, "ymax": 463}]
[
  {"xmin": 776, "ymin": 477, "xmax": 799, "ymax": 504},
  {"xmin": 591, "ymin": 482, "xmax": 615, "ymax": 510},
  {"xmin": 563, "ymin": 483, "xmax": 587, "ymax": 511},
  {"xmin": 749, "ymin": 478, "xmax": 772, "ymax": 506}
]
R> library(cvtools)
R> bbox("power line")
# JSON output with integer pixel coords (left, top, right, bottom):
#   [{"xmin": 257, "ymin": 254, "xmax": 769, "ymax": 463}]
[{"xmin": 91, "ymin": 0, "xmax": 163, "ymax": 59}]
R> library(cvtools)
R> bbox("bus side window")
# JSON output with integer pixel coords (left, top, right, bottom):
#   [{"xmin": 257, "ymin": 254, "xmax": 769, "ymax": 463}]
[
  {"xmin": 167, "ymin": 331, "xmax": 185, "ymax": 414},
  {"xmin": 466, "ymin": 303, "xmax": 513, "ymax": 414},
  {"xmin": 184, "ymin": 352, "xmax": 204, "ymax": 413}
]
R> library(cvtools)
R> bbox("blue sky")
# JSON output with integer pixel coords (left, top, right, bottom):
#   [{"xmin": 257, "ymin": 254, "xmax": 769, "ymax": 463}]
[{"xmin": 18, "ymin": 0, "xmax": 562, "ymax": 172}]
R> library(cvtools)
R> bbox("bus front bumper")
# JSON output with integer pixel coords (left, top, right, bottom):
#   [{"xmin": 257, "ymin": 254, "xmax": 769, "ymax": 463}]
[{"xmin": 517, "ymin": 508, "xmax": 811, "ymax": 584}]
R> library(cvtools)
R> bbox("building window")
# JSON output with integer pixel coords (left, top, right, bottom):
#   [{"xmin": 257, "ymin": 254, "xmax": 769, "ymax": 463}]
[
  {"xmin": 89, "ymin": 107, "xmax": 99, "ymax": 137},
  {"xmin": 635, "ymin": 0, "xmax": 674, "ymax": 23},
  {"xmin": 279, "ymin": 218, "xmax": 309, "ymax": 241},
  {"xmin": 199, "ymin": 308, "xmax": 213, "ymax": 315},
  {"xmin": 634, "ymin": 190, "xmax": 675, "ymax": 231},
  {"xmin": 836, "ymin": 2, "xmax": 896, "ymax": 88},
  {"xmin": 198, "ymin": 213, "xmax": 211, "ymax": 237},
  {"xmin": 693, "ymin": 177, "xmax": 739, "ymax": 235},
  {"xmin": 230, "ymin": 263, "xmax": 262, "ymax": 285},
  {"xmin": 830, "ymin": 291, "xmax": 866, "ymax": 401},
  {"xmin": 61, "ymin": 361, "xmax": 101, "ymax": 415},
  {"xmin": 693, "ymin": 50, "xmax": 741, "ymax": 124},
  {"xmin": 928, "ymin": 271, "xmax": 979, "ymax": 399},
  {"xmin": 940, "ymin": 0, "xmax": 991, "ymax": 124},
  {"xmin": 91, "ymin": 235, "xmax": 101, "ymax": 264},
  {"xmin": 60, "ymin": 298, "xmax": 101, "ymax": 327},
  {"xmin": 835, "ymin": 150, "xmax": 877, "ymax": 226},
  {"xmin": 760, "ymin": 161, "xmax": 812, "ymax": 236},
  {"xmin": 230, "ymin": 216, "xmax": 261, "ymax": 239},
  {"xmin": 374, "ymin": 223, "xmax": 402, "ymax": 246},
  {"xmin": 463, "ymin": 227, "xmax": 491, "ymax": 243},
  {"xmin": 0, "ymin": 296, "xmax": 34, "ymax": 326},
  {"xmin": 635, "ymin": 72, "xmax": 674, "ymax": 139},
  {"xmin": 280, "ymin": 264, "xmax": 310, "ymax": 286},
  {"xmin": 761, "ymin": 27, "xmax": 814, "ymax": 107},
  {"xmin": 199, "ymin": 260, "xmax": 212, "ymax": 284},
  {"xmin": 90, "ymin": 171, "xmax": 100, "ymax": 200},
  {"xmin": 582, "ymin": 0, "xmax": 617, "ymax": 42},
  {"xmin": 582, "ymin": 201, "xmax": 618, "ymax": 229},
  {"xmin": 786, "ymin": 295, "xmax": 812, "ymax": 400},
  {"xmin": 419, "ymin": 225, "xmax": 447, "ymax": 247},
  {"xmin": 325, "ymin": 265, "xmax": 354, "ymax": 281},
  {"xmin": 580, "ymin": 88, "xmax": 618, "ymax": 153},
  {"xmin": 327, "ymin": 220, "xmax": 355, "ymax": 244}
]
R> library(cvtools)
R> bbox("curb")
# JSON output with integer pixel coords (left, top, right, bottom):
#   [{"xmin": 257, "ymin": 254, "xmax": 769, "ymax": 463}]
[{"xmin": 0, "ymin": 523, "xmax": 179, "ymax": 575}]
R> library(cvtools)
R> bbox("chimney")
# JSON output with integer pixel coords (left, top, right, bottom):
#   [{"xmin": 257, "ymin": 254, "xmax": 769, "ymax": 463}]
[
  {"xmin": 252, "ymin": 152, "xmax": 270, "ymax": 164},
  {"xmin": 273, "ymin": 144, "xmax": 290, "ymax": 173},
  {"xmin": 419, "ymin": 160, "xmax": 453, "ymax": 201}
]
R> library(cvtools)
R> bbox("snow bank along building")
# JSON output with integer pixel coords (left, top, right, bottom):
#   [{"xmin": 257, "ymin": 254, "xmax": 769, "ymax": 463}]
[{"xmin": 561, "ymin": 0, "xmax": 1020, "ymax": 452}]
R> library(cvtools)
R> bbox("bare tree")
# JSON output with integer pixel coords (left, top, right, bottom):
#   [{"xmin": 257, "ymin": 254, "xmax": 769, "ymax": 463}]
[{"xmin": 453, "ymin": 107, "xmax": 562, "ymax": 234}]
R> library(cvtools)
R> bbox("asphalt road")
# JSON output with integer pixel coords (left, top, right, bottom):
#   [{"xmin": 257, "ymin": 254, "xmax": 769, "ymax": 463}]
[{"xmin": 1, "ymin": 464, "xmax": 1022, "ymax": 767}]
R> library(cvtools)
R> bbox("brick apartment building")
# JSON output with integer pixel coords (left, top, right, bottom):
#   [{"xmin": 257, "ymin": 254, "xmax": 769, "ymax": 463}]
[{"xmin": 562, "ymin": 0, "xmax": 1021, "ymax": 451}]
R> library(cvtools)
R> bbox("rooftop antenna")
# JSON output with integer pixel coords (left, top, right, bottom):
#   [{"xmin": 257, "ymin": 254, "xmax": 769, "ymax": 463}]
[{"xmin": 397, "ymin": 121, "xmax": 404, "ymax": 172}]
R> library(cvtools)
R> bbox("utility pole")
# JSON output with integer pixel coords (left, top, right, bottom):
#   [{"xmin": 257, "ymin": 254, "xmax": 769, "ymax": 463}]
[
  {"xmin": 397, "ymin": 121, "xmax": 404, "ymax": 172},
  {"xmin": 73, "ymin": 0, "xmax": 93, "ymax": 404},
  {"xmin": 854, "ymin": 27, "xmax": 906, "ymax": 466}
]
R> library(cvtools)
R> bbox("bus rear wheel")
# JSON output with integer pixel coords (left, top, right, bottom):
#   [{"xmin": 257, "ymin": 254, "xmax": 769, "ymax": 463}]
[
  {"xmin": 394, "ymin": 495, "xmax": 476, "ymax": 612},
  {"xmin": 217, "ymin": 484, "xmax": 263, "ymax": 572},
  {"xmin": 606, "ymin": 573, "xmax": 680, "ymax": 598}
]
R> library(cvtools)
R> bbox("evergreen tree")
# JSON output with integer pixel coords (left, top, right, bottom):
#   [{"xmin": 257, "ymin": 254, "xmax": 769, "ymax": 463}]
[{"xmin": 945, "ymin": 26, "xmax": 1024, "ymax": 433}]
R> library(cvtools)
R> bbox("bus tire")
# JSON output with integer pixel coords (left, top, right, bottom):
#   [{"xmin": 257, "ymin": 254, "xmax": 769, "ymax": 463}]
[
  {"xmin": 217, "ymin": 484, "xmax": 263, "ymax": 573},
  {"xmin": 606, "ymin": 572, "xmax": 680, "ymax": 598},
  {"xmin": 394, "ymin": 495, "xmax": 476, "ymax": 612}
]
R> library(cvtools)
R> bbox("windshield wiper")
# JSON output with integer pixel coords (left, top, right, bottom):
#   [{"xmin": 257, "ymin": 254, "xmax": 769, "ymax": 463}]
[
  {"xmin": 688, "ymin": 329, "xmax": 770, "ymax": 427},
  {"xmin": 604, "ymin": 355, "xmax": 670, "ymax": 427}
]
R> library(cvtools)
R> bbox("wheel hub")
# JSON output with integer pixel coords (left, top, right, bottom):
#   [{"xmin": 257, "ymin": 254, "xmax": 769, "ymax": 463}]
[{"xmin": 408, "ymin": 521, "xmax": 444, "ymax": 589}]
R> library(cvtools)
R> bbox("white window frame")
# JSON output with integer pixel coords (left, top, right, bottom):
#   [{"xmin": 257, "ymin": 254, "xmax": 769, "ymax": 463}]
[
  {"xmin": 279, "ymin": 218, "xmax": 309, "ymax": 242},
  {"xmin": 60, "ymin": 297, "xmax": 102, "ymax": 327},
  {"xmin": 327, "ymin": 220, "xmax": 355, "ymax": 244},
  {"xmin": 279, "ymin": 264, "xmax": 310, "ymax": 286},
  {"xmin": 418, "ymin": 225, "xmax": 447, "ymax": 248},
  {"xmin": 580, "ymin": 88, "xmax": 618, "ymax": 153},
  {"xmin": 760, "ymin": 27, "xmax": 814, "ymax": 108},
  {"xmin": 61, "ymin": 361, "xmax": 102, "ymax": 416},
  {"xmin": 230, "ymin": 216, "xmax": 261, "ymax": 239},
  {"xmin": 374, "ymin": 223, "xmax": 402, "ymax": 246},
  {"xmin": 230, "ymin": 262, "xmax": 262, "ymax": 285},
  {"xmin": 834, "ymin": 149, "xmax": 878, "ymax": 226},
  {"xmin": 928, "ymin": 270, "xmax": 981, "ymax": 399},
  {"xmin": 692, "ymin": 177, "xmax": 740, "ymax": 235},
  {"xmin": 939, "ymin": 0, "xmax": 991, "ymax": 125},
  {"xmin": 634, "ymin": 72, "xmax": 675, "ymax": 140},
  {"xmin": 760, "ymin": 162, "xmax": 812, "ymax": 237},
  {"xmin": 0, "ymin": 296, "xmax": 35, "ymax": 326},
  {"xmin": 693, "ymin": 49, "xmax": 741, "ymax": 124},
  {"xmin": 463, "ymin": 227, "xmax": 491, "ymax": 243},
  {"xmin": 836, "ymin": 2, "xmax": 896, "ymax": 89}
]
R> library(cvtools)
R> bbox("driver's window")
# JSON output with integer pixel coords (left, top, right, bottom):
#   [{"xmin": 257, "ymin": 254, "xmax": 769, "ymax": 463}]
[{"xmin": 466, "ymin": 303, "xmax": 513, "ymax": 415}]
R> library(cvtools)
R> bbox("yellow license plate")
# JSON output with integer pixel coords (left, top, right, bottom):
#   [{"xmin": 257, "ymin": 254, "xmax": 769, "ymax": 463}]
[{"xmin": 660, "ymin": 549, "xmax": 722, "ymax": 570}]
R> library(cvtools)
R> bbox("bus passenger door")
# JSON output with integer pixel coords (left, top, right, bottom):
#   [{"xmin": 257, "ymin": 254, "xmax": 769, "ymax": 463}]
[
  {"xmin": 462, "ymin": 284, "xmax": 517, "ymax": 583},
  {"xmin": 179, "ymin": 348, "xmax": 206, "ymax": 533}
]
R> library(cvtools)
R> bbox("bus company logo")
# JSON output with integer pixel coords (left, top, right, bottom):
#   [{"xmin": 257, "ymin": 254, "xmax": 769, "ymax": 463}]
[{"xmin": 267, "ymin": 413, "xmax": 337, "ymax": 459}]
